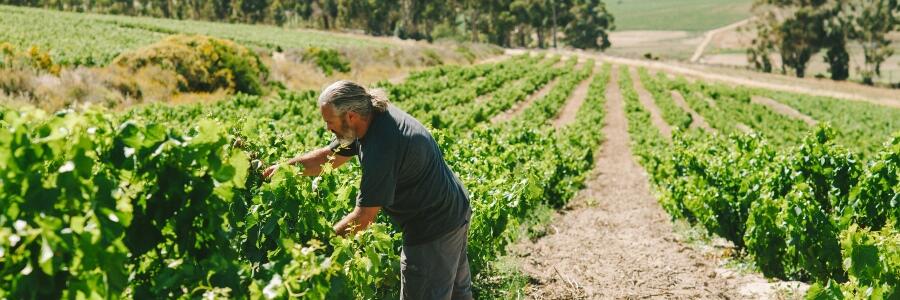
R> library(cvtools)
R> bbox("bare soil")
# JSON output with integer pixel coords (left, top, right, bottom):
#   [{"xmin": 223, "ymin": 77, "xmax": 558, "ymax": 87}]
[
  {"xmin": 629, "ymin": 67, "xmax": 673, "ymax": 139},
  {"xmin": 553, "ymin": 67, "xmax": 597, "ymax": 128},
  {"xmin": 691, "ymin": 18, "xmax": 753, "ymax": 62},
  {"xmin": 670, "ymin": 90, "xmax": 714, "ymax": 132},
  {"xmin": 491, "ymin": 78, "xmax": 560, "ymax": 124},
  {"xmin": 606, "ymin": 31, "xmax": 702, "ymax": 61},
  {"xmin": 513, "ymin": 66, "xmax": 805, "ymax": 299},
  {"xmin": 750, "ymin": 96, "xmax": 818, "ymax": 126}
]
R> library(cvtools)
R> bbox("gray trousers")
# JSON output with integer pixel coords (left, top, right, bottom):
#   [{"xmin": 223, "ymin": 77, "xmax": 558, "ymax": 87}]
[{"xmin": 400, "ymin": 222, "xmax": 473, "ymax": 300}]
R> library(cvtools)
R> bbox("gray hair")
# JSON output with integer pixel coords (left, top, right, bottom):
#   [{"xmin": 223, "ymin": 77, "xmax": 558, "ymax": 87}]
[{"xmin": 318, "ymin": 80, "xmax": 389, "ymax": 117}]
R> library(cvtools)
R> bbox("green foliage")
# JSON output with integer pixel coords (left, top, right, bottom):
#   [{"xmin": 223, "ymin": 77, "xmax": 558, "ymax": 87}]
[
  {"xmin": 562, "ymin": 0, "xmax": 614, "ymax": 50},
  {"xmin": 301, "ymin": 47, "xmax": 351, "ymax": 76},
  {"xmin": 667, "ymin": 77, "xmax": 811, "ymax": 148},
  {"xmin": 113, "ymin": 35, "xmax": 269, "ymax": 95},
  {"xmin": 806, "ymin": 225, "xmax": 900, "ymax": 299},
  {"xmin": 617, "ymin": 66, "xmax": 670, "ymax": 185},
  {"xmin": 0, "ymin": 5, "xmax": 394, "ymax": 67},
  {"xmin": 0, "ymin": 54, "xmax": 608, "ymax": 298},
  {"xmin": 759, "ymin": 90, "xmax": 900, "ymax": 158},
  {"xmin": 625, "ymin": 70, "xmax": 900, "ymax": 293},
  {"xmin": 669, "ymin": 133, "xmax": 775, "ymax": 248},
  {"xmin": 636, "ymin": 68, "xmax": 692, "ymax": 130},
  {"xmin": 455, "ymin": 45, "xmax": 477, "ymax": 63},
  {"xmin": 1, "ymin": 0, "xmax": 612, "ymax": 51},
  {"xmin": 0, "ymin": 43, "xmax": 60, "ymax": 75},
  {"xmin": 849, "ymin": 133, "xmax": 900, "ymax": 230},
  {"xmin": 839, "ymin": 224, "xmax": 899, "ymax": 298},
  {"xmin": 0, "ymin": 109, "xmax": 251, "ymax": 298}
]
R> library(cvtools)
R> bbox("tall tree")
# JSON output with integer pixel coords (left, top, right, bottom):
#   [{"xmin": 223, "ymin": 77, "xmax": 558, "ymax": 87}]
[
  {"xmin": 750, "ymin": 0, "xmax": 897, "ymax": 82},
  {"xmin": 562, "ymin": 0, "xmax": 613, "ymax": 50},
  {"xmin": 778, "ymin": 10, "xmax": 822, "ymax": 78},
  {"xmin": 748, "ymin": 11, "xmax": 778, "ymax": 73},
  {"xmin": 843, "ymin": 0, "xmax": 899, "ymax": 84},
  {"xmin": 4, "ymin": 0, "xmax": 621, "ymax": 51}
]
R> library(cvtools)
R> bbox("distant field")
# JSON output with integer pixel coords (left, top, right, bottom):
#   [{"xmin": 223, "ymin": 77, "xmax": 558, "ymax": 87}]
[
  {"xmin": 606, "ymin": 0, "xmax": 752, "ymax": 31},
  {"xmin": 0, "ymin": 5, "xmax": 396, "ymax": 66},
  {"xmin": 704, "ymin": 27, "xmax": 900, "ymax": 84}
]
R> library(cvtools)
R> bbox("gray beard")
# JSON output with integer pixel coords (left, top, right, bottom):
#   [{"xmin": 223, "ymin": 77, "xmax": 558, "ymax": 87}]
[{"xmin": 337, "ymin": 136, "xmax": 355, "ymax": 147}]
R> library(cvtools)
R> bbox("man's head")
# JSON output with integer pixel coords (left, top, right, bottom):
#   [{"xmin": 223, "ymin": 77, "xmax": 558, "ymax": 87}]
[{"xmin": 318, "ymin": 80, "xmax": 389, "ymax": 145}]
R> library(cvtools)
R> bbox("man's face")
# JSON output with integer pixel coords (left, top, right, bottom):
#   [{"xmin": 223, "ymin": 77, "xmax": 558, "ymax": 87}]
[{"xmin": 321, "ymin": 104, "xmax": 356, "ymax": 146}]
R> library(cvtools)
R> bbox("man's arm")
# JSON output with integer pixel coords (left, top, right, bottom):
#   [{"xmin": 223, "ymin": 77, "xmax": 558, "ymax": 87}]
[
  {"xmin": 333, "ymin": 206, "xmax": 381, "ymax": 236},
  {"xmin": 263, "ymin": 146, "xmax": 352, "ymax": 178}
]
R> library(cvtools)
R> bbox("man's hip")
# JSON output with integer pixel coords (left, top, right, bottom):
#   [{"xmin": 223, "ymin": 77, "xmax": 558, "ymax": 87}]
[{"xmin": 400, "ymin": 222, "xmax": 473, "ymax": 300}]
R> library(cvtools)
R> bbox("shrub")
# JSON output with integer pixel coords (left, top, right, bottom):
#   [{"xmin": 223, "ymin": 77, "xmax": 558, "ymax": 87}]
[
  {"xmin": 113, "ymin": 35, "xmax": 268, "ymax": 95},
  {"xmin": 301, "ymin": 47, "xmax": 351, "ymax": 76},
  {"xmin": 0, "ymin": 43, "xmax": 60, "ymax": 75}
]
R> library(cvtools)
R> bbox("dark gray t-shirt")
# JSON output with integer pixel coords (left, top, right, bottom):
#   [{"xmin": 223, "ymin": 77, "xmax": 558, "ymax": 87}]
[{"xmin": 328, "ymin": 105, "xmax": 471, "ymax": 245}]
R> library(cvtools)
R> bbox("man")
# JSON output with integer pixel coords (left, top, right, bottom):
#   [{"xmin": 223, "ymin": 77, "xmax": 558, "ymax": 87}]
[{"xmin": 263, "ymin": 80, "xmax": 473, "ymax": 300}]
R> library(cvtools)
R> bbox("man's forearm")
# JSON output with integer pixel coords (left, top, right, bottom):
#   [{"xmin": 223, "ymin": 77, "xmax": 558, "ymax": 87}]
[
  {"xmin": 333, "ymin": 213, "xmax": 357, "ymax": 237},
  {"xmin": 333, "ymin": 206, "xmax": 380, "ymax": 237},
  {"xmin": 285, "ymin": 147, "xmax": 332, "ymax": 176}
]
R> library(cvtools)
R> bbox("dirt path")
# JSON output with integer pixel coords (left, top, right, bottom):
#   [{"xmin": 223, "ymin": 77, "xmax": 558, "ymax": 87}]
[
  {"xmin": 474, "ymin": 77, "xmax": 526, "ymax": 105},
  {"xmin": 492, "ymin": 78, "xmax": 560, "ymax": 124},
  {"xmin": 514, "ymin": 66, "xmax": 800, "ymax": 299},
  {"xmin": 553, "ymin": 67, "xmax": 596, "ymax": 128},
  {"xmin": 751, "ymin": 96, "xmax": 818, "ymax": 126},
  {"xmin": 516, "ymin": 65, "xmax": 738, "ymax": 298},
  {"xmin": 691, "ymin": 18, "xmax": 754, "ymax": 63},
  {"xmin": 491, "ymin": 56, "xmax": 580, "ymax": 123},
  {"xmin": 629, "ymin": 67, "xmax": 673, "ymax": 139},
  {"xmin": 670, "ymin": 90, "xmax": 714, "ymax": 132}
]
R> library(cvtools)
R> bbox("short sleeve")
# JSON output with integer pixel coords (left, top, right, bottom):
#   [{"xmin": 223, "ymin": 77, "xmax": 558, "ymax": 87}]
[
  {"xmin": 327, "ymin": 138, "xmax": 359, "ymax": 157},
  {"xmin": 356, "ymin": 142, "xmax": 397, "ymax": 207}
]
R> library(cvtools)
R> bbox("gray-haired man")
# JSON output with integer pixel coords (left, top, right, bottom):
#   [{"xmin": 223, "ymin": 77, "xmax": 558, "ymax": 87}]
[{"xmin": 263, "ymin": 80, "xmax": 473, "ymax": 299}]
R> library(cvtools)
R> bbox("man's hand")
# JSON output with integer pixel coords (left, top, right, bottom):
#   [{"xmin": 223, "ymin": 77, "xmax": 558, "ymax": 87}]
[
  {"xmin": 262, "ymin": 164, "xmax": 279, "ymax": 179},
  {"xmin": 334, "ymin": 206, "xmax": 381, "ymax": 237}
]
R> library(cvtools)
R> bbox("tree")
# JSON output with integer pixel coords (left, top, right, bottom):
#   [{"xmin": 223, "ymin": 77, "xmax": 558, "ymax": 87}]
[
  {"xmin": 562, "ymin": 0, "xmax": 613, "ymax": 50},
  {"xmin": 269, "ymin": 0, "xmax": 286, "ymax": 26},
  {"xmin": 750, "ymin": 0, "xmax": 897, "ymax": 82},
  {"xmin": 528, "ymin": 0, "xmax": 552, "ymax": 48},
  {"xmin": 3, "ymin": 0, "xmax": 621, "ymax": 50},
  {"xmin": 778, "ymin": 11, "xmax": 822, "ymax": 78},
  {"xmin": 751, "ymin": 0, "xmax": 845, "ymax": 78},
  {"xmin": 748, "ymin": 12, "xmax": 778, "ymax": 73},
  {"xmin": 510, "ymin": 0, "xmax": 532, "ymax": 47},
  {"xmin": 843, "ymin": 0, "xmax": 899, "ymax": 84}
]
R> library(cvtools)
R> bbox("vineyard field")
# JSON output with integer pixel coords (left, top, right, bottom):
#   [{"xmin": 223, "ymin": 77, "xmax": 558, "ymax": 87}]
[
  {"xmin": 0, "ymin": 5, "xmax": 397, "ymax": 66},
  {"xmin": 2, "ymin": 44, "xmax": 899, "ymax": 298}
]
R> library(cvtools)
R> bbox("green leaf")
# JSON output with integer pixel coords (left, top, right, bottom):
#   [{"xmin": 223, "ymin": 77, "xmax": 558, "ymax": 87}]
[
  {"xmin": 39, "ymin": 236, "xmax": 54, "ymax": 275},
  {"xmin": 229, "ymin": 150, "xmax": 249, "ymax": 189}
]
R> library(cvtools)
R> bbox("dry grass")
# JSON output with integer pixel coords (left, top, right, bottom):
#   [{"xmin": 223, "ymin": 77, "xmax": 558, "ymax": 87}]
[
  {"xmin": 0, "ymin": 65, "xmax": 185, "ymax": 111},
  {"xmin": 1, "ymin": 39, "xmax": 501, "ymax": 112},
  {"xmin": 606, "ymin": 30, "xmax": 704, "ymax": 61},
  {"xmin": 265, "ymin": 41, "xmax": 501, "ymax": 92}
]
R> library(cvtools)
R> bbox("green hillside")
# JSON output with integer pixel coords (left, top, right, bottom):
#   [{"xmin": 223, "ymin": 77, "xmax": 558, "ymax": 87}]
[
  {"xmin": 607, "ymin": 0, "xmax": 752, "ymax": 31},
  {"xmin": 0, "ymin": 5, "xmax": 395, "ymax": 66}
]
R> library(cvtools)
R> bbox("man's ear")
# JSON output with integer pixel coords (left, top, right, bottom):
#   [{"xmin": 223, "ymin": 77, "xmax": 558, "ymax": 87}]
[
  {"xmin": 344, "ymin": 111, "xmax": 354, "ymax": 124},
  {"xmin": 346, "ymin": 111, "xmax": 360, "ymax": 124}
]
